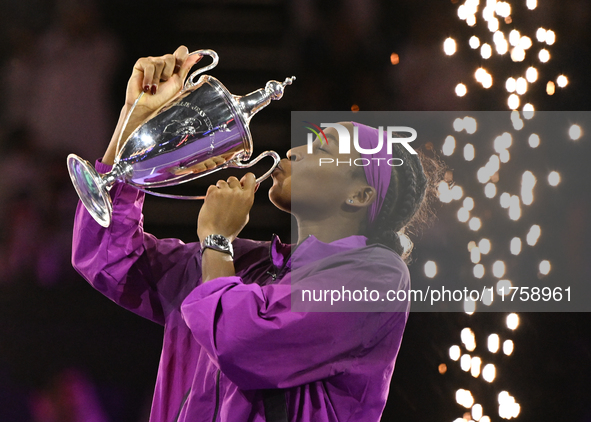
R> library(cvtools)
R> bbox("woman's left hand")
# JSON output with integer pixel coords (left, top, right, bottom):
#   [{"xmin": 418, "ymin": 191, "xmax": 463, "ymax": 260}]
[{"xmin": 197, "ymin": 173, "xmax": 257, "ymax": 243}]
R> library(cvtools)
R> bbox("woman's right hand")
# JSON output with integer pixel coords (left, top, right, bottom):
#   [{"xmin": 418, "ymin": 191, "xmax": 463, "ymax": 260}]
[{"xmin": 103, "ymin": 45, "xmax": 203, "ymax": 165}]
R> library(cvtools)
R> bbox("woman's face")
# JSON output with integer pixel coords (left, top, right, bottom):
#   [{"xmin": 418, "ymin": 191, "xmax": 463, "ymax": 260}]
[{"xmin": 269, "ymin": 123, "xmax": 371, "ymax": 219}]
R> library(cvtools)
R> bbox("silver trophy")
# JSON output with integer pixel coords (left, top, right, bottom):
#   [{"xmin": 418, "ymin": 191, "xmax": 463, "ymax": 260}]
[{"xmin": 67, "ymin": 49, "xmax": 294, "ymax": 227}]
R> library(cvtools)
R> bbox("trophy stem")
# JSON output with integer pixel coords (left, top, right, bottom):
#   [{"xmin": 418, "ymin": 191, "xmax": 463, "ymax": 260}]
[{"xmin": 67, "ymin": 154, "xmax": 115, "ymax": 227}]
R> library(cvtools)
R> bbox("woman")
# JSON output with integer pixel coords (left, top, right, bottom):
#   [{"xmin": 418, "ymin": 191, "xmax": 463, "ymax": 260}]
[{"xmin": 72, "ymin": 46, "xmax": 438, "ymax": 422}]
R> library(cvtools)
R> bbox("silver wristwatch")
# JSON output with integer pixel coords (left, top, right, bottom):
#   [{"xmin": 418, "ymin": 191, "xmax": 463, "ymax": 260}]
[{"xmin": 201, "ymin": 234, "xmax": 234, "ymax": 258}]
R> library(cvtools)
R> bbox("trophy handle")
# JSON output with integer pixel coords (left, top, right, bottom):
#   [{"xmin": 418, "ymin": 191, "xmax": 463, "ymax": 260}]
[
  {"xmin": 134, "ymin": 151, "xmax": 281, "ymax": 200},
  {"xmin": 184, "ymin": 49, "xmax": 220, "ymax": 90},
  {"xmin": 227, "ymin": 150, "xmax": 281, "ymax": 182}
]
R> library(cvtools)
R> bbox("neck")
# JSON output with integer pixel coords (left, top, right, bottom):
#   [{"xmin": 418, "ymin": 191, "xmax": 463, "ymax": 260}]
[{"xmin": 296, "ymin": 215, "xmax": 365, "ymax": 245}]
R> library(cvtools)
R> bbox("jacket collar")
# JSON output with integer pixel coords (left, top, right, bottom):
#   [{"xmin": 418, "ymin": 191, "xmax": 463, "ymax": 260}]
[{"xmin": 269, "ymin": 233, "xmax": 368, "ymax": 273}]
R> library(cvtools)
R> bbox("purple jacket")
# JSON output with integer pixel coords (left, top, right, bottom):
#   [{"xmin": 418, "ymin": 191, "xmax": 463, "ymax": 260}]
[{"xmin": 71, "ymin": 161, "xmax": 410, "ymax": 422}]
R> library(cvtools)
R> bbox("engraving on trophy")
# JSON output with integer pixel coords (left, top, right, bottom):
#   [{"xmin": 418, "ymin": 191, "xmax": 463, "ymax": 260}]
[
  {"xmin": 175, "ymin": 101, "xmax": 213, "ymax": 131},
  {"xmin": 164, "ymin": 117, "xmax": 204, "ymax": 137}
]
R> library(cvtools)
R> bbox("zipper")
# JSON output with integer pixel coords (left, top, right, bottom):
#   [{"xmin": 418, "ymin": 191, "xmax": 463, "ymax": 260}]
[
  {"xmin": 173, "ymin": 389, "xmax": 191, "ymax": 422},
  {"xmin": 211, "ymin": 369, "xmax": 221, "ymax": 422},
  {"xmin": 267, "ymin": 234, "xmax": 279, "ymax": 281},
  {"xmin": 267, "ymin": 234, "xmax": 296, "ymax": 282}
]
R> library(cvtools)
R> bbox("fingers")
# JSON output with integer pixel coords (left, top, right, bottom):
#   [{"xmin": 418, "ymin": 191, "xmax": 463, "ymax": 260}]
[
  {"xmin": 134, "ymin": 59, "xmax": 154, "ymax": 94},
  {"xmin": 215, "ymin": 177, "xmax": 240, "ymax": 189},
  {"xmin": 215, "ymin": 179, "xmax": 229, "ymax": 189},
  {"xmin": 177, "ymin": 50, "xmax": 203, "ymax": 83},
  {"xmin": 208, "ymin": 156, "xmax": 227, "ymax": 169},
  {"xmin": 136, "ymin": 55, "xmax": 177, "ymax": 95},
  {"xmin": 226, "ymin": 176, "xmax": 241, "ymax": 189},
  {"xmin": 173, "ymin": 45, "xmax": 189, "ymax": 73},
  {"xmin": 240, "ymin": 173, "xmax": 257, "ymax": 192},
  {"xmin": 133, "ymin": 46, "xmax": 197, "ymax": 96},
  {"xmin": 160, "ymin": 54, "xmax": 177, "ymax": 82},
  {"xmin": 185, "ymin": 157, "xmax": 227, "ymax": 175},
  {"xmin": 227, "ymin": 174, "xmax": 256, "ymax": 191},
  {"xmin": 213, "ymin": 174, "xmax": 255, "ymax": 191}
]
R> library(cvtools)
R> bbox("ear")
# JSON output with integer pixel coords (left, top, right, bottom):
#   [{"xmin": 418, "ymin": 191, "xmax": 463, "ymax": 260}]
[{"xmin": 347, "ymin": 186, "xmax": 376, "ymax": 208}]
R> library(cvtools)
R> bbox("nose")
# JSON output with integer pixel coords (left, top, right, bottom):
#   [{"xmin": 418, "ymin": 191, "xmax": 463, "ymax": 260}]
[
  {"xmin": 286, "ymin": 146, "xmax": 303, "ymax": 161},
  {"xmin": 287, "ymin": 148, "xmax": 297, "ymax": 161}
]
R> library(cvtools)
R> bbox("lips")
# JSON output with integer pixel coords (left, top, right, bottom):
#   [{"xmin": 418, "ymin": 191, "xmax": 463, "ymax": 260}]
[
  {"xmin": 272, "ymin": 163, "xmax": 282, "ymax": 176},
  {"xmin": 273, "ymin": 159, "xmax": 289, "ymax": 174}
]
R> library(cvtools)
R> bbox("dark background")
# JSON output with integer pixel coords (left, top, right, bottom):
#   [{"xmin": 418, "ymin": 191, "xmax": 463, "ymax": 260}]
[{"xmin": 0, "ymin": 0, "xmax": 590, "ymax": 421}]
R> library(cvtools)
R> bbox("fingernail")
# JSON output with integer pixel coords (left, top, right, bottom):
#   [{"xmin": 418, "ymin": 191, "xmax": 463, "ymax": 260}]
[
  {"xmin": 254, "ymin": 183, "xmax": 260, "ymax": 192},
  {"xmin": 151, "ymin": 85, "xmax": 157, "ymax": 95},
  {"xmin": 143, "ymin": 85, "xmax": 150, "ymax": 93}
]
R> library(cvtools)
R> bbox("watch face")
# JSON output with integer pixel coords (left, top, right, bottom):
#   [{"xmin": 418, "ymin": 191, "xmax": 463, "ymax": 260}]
[
  {"xmin": 203, "ymin": 234, "xmax": 233, "ymax": 257},
  {"xmin": 211, "ymin": 234, "xmax": 229, "ymax": 248}
]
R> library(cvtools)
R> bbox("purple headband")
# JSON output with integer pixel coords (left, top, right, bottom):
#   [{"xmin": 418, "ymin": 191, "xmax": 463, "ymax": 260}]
[{"xmin": 351, "ymin": 122, "xmax": 392, "ymax": 225}]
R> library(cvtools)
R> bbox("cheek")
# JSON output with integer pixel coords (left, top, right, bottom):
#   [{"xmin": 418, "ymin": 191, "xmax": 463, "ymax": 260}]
[{"xmin": 292, "ymin": 168, "xmax": 348, "ymax": 204}]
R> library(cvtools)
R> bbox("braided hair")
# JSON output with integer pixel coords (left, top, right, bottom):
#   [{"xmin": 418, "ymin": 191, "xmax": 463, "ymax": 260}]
[{"xmin": 366, "ymin": 144, "xmax": 443, "ymax": 262}]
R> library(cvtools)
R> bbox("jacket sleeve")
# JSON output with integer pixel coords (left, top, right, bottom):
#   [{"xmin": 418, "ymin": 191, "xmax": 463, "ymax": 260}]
[
  {"xmin": 72, "ymin": 161, "xmax": 200, "ymax": 325},
  {"xmin": 180, "ymin": 246, "xmax": 410, "ymax": 390}
]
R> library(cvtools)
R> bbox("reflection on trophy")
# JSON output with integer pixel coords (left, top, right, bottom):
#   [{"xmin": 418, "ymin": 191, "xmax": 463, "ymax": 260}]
[{"xmin": 66, "ymin": 49, "xmax": 294, "ymax": 227}]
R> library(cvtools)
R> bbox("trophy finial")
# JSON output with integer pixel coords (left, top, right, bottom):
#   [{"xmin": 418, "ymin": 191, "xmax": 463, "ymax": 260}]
[
  {"xmin": 265, "ymin": 76, "xmax": 296, "ymax": 101},
  {"xmin": 236, "ymin": 76, "xmax": 296, "ymax": 123}
]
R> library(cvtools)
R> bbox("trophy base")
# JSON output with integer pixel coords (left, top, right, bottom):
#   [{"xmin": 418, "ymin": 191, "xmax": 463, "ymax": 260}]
[{"xmin": 67, "ymin": 154, "xmax": 113, "ymax": 228}]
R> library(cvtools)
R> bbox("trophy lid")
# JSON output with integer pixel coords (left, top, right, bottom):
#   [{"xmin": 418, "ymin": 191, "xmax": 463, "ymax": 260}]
[{"xmin": 235, "ymin": 76, "xmax": 295, "ymax": 124}]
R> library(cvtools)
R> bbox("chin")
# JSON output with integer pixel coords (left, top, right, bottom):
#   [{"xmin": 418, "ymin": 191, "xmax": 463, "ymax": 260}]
[{"xmin": 268, "ymin": 184, "xmax": 291, "ymax": 213}]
